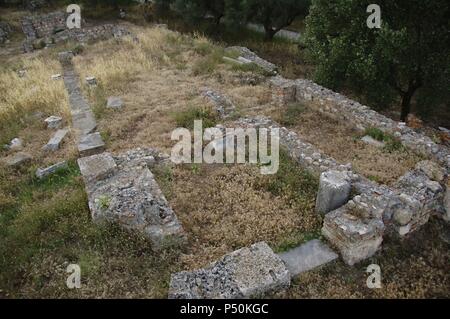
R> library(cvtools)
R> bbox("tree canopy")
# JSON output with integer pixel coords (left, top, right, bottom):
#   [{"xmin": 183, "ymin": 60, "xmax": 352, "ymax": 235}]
[{"xmin": 304, "ymin": 0, "xmax": 450, "ymax": 121}]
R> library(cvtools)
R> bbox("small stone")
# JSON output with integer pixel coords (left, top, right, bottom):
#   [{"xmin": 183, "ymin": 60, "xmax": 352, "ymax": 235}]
[
  {"xmin": 106, "ymin": 96, "xmax": 124, "ymax": 110},
  {"xmin": 18, "ymin": 70, "xmax": 26, "ymax": 78},
  {"xmin": 444, "ymin": 185, "xmax": 450, "ymax": 222},
  {"xmin": 86, "ymin": 76, "xmax": 97, "ymax": 86},
  {"xmin": 51, "ymin": 74, "xmax": 62, "ymax": 80},
  {"xmin": 44, "ymin": 116, "xmax": 63, "ymax": 129},
  {"xmin": 36, "ymin": 161, "xmax": 68, "ymax": 179},
  {"xmin": 9, "ymin": 138, "xmax": 23, "ymax": 151},
  {"xmin": 5, "ymin": 152, "xmax": 32, "ymax": 167},
  {"xmin": 42, "ymin": 128, "xmax": 69, "ymax": 152},
  {"xmin": 78, "ymin": 132, "xmax": 105, "ymax": 157},
  {"xmin": 398, "ymin": 224, "xmax": 412, "ymax": 236},
  {"xmin": 316, "ymin": 170, "xmax": 351, "ymax": 214}
]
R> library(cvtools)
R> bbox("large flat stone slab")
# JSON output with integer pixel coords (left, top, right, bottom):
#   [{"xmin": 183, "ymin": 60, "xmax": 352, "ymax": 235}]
[
  {"xmin": 72, "ymin": 110, "xmax": 97, "ymax": 136},
  {"xmin": 78, "ymin": 132, "xmax": 105, "ymax": 157},
  {"xmin": 78, "ymin": 152, "xmax": 185, "ymax": 249},
  {"xmin": 277, "ymin": 240, "xmax": 338, "ymax": 276},
  {"xmin": 168, "ymin": 242, "xmax": 290, "ymax": 299}
]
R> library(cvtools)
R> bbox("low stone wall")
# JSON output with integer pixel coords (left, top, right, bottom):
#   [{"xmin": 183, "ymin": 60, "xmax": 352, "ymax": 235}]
[
  {"xmin": 78, "ymin": 151, "xmax": 185, "ymax": 250},
  {"xmin": 21, "ymin": 11, "xmax": 131, "ymax": 52},
  {"xmin": 270, "ymin": 76, "xmax": 450, "ymax": 171}
]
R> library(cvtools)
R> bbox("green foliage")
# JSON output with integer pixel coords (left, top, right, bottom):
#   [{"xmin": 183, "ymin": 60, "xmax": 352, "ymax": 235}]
[
  {"xmin": 364, "ymin": 127, "xmax": 385, "ymax": 142},
  {"xmin": 173, "ymin": 105, "xmax": 217, "ymax": 129},
  {"xmin": 259, "ymin": 149, "xmax": 318, "ymax": 203},
  {"xmin": 304, "ymin": 0, "xmax": 450, "ymax": 121},
  {"xmin": 364, "ymin": 127, "xmax": 406, "ymax": 153},
  {"xmin": 278, "ymin": 102, "xmax": 306, "ymax": 126}
]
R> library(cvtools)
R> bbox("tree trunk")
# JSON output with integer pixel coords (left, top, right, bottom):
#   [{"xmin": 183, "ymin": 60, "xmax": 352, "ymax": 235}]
[
  {"xmin": 400, "ymin": 92, "xmax": 412, "ymax": 122},
  {"xmin": 264, "ymin": 27, "xmax": 276, "ymax": 41}
]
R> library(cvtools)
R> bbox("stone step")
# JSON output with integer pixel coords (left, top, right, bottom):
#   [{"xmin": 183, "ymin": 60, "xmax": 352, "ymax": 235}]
[
  {"xmin": 78, "ymin": 132, "xmax": 105, "ymax": 157},
  {"xmin": 168, "ymin": 242, "xmax": 290, "ymax": 299},
  {"xmin": 277, "ymin": 239, "xmax": 338, "ymax": 277},
  {"xmin": 72, "ymin": 110, "xmax": 97, "ymax": 136}
]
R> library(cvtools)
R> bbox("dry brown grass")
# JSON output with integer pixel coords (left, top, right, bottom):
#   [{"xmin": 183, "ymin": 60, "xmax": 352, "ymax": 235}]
[
  {"xmin": 164, "ymin": 163, "xmax": 320, "ymax": 270},
  {"xmin": 267, "ymin": 105, "xmax": 423, "ymax": 185}
]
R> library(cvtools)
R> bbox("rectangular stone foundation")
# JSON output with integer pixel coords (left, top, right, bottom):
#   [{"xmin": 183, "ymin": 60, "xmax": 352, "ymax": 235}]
[{"xmin": 168, "ymin": 242, "xmax": 290, "ymax": 299}]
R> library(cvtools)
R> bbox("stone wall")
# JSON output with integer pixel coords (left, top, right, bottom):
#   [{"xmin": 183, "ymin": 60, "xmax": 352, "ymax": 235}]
[{"xmin": 270, "ymin": 76, "xmax": 450, "ymax": 171}]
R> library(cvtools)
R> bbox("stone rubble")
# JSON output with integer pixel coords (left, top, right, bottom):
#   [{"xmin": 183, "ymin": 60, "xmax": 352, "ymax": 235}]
[
  {"xmin": 201, "ymin": 88, "xmax": 236, "ymax": 119},
  {"xmin": 36, "ymin": 161, "xmax": 68, "ymax": 179},
  {"xmin": 168, "ymin": 242, "xmax": 290, "ymax": 299},
  {"xmin": 44, "ymin": 115, "xmax": 63, "ymax": 129},
  {"xmin": 85, "ymin": 76, "xmax": 97, "ymax": 87},
  {"xmin": 361, "ymin": 135, "xmax": 385, "ymax": 148},
  {"xmin": 77, "ymin": 152, "xmax": 185, "ymax": 249},
  {"xmin": 7, "ymin": 138, "xmax": 23, "ymax": 152},
  {"xmin": 42, "ymin": 128, "xmax": 69, "ymax": 152}
]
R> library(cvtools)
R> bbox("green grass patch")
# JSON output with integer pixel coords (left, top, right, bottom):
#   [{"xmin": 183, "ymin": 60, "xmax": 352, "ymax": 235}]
[
  {"xmin": 173, "ymin": 105, "xmax": 217, "ymax": 130},
  {"xmin": 278, "ymin": 103, "xmax": 306, "ymax": 126},
  {"xmin": 363, "ymin": 127, "xmax": 406, "ymax": 153},
  {"xmin": 274, "ymin": 230, "xmax": 322, "ymax": 253}
]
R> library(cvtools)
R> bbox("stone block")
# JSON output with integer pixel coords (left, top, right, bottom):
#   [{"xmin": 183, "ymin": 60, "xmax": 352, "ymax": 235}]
[
  {"xmin": 44, "ymin": 115, "xmax": 63, "ymax": 129},
  {"xmin": 77, "ymin": 152, "xmax": 117, "ymax": 183},
  {"xmin": 322, "ymin": 203, "xmax": 384, "ymax": 266},
  {"xmin": 36, "ymin": 161, "xmax": 68, "ymax": 179},
  {"xmin": 361, "ymin": 135, "xmax": 385, "ymax": 148},
  {"xmin": 168, "ymin": 242, "xmax": 290, "ymax": 299},
  {"xmin": 106, "ymin": 96, "xmax": 124, "ymax": 110},
  {"xmin": 277, "ymin": 239, "xmax": 338, "ymax": 276},
  {"xmin": 316, "ymin": 170, "xmax": 351, "ymax": 214},
  {"xmin": 4, "ymin": 152, "xmax": 32, "ymax": 168}
]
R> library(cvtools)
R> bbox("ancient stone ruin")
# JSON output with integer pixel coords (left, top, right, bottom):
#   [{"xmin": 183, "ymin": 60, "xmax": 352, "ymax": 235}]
[
  {"xmin": 21, "ymin": 11, "xmax": 131, "ymax": 52},
  {"xmin": 78, "ymin": 150, "xmax": 185, "ymax": 249}
]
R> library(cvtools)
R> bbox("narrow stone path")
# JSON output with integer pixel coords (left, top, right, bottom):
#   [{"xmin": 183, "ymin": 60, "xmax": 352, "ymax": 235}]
[{"xmin": 58, "ymin": 51, "xmax": 105, "ymax": 155}]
